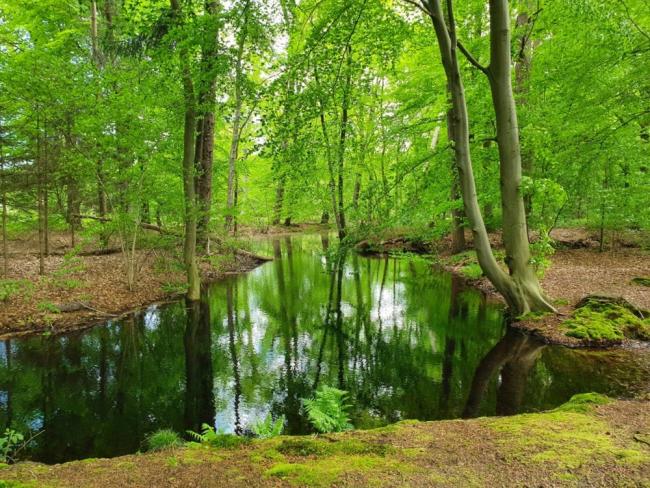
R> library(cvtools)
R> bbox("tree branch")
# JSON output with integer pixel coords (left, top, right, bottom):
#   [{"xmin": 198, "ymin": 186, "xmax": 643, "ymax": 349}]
[{"xmin": 457, "ymin": 41, "xmax": 489, "ymax": 75}]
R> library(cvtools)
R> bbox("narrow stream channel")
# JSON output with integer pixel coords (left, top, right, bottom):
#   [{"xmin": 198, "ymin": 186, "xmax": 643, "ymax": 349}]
[{"xmin": 1, "ymin": 234, "xmax": 648, "ymax": 463}]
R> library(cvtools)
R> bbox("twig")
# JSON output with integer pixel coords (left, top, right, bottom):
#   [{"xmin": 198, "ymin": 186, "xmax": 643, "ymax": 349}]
[{"xmin": 457, "ymin": 41, "xmax": 489, "ymax": 76}]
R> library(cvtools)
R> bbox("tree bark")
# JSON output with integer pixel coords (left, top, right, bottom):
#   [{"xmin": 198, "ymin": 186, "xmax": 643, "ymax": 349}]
[
  {"xmin": 423, "ymin": 0, "xmax": 553, "ymax": 315},
  {"xmin": 226, "ymin": 0, "xmax": 249, "ymax": 232},
  {"xmin": 195, "ymin": 0, "xmax": 220, "ymax": 248},
  {"xmin": 487, "ymin": 0, "xmax": 553, "ymax": 313},
  {"xmin": 171, "ymin": 0, "xmax": 200, "ymax": 301}
]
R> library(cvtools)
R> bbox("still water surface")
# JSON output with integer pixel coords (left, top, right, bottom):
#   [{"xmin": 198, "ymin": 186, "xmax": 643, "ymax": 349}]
[{"xmin": 1, "ymin": 234, "xmax": 648, "ymax": 463}]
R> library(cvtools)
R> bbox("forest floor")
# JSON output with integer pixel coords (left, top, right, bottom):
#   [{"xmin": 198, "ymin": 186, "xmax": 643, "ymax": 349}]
[
  {"xmin": 359, "ymin": 227, "xmax": 650, "ymax": 348},
  {"xmin": 1, "ymin": 394, "xmax": 648, "ymax": 487},
  {"xmin": 0, "ymin": 231, "xmax": 271, "ymax": 338}
]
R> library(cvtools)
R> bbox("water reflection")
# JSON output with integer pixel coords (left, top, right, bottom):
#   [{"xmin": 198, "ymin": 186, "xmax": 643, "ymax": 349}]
[{"xmin": 0, "ymin": 234, "xmax": 647, "ymax": 463}]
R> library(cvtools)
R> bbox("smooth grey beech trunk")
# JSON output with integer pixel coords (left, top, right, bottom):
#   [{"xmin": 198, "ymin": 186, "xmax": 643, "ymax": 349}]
[{"xmin": 423, "ymin": 0, "xmax": 554, "ymax": 315}]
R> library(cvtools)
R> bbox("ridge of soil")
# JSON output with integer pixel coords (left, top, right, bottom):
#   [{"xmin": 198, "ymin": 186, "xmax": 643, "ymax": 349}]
[{"xmin": 1, "ymin": 397, "xmax": 648, "ymax": 487}]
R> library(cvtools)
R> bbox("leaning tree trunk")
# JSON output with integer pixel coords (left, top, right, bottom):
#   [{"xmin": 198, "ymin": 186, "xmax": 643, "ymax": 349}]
[
  {"xmin": 424, "ymin": 0, "xmax": 553, "ymax": 315},
  {"xmin": 487, "ymin": 0, "xmax": 554, "ymax": 313}
]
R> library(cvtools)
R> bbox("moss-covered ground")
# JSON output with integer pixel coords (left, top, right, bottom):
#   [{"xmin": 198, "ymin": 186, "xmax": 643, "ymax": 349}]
[{"xmin": 1, "ymin": 394, "xmax": 648, "ymax": 487}]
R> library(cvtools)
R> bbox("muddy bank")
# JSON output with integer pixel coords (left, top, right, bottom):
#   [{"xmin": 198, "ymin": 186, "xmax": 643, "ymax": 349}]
[
  {"xmin": 1, "ymin": 395, "xmax": 648, "ymax": 487},
  {"xmin": 0, "ymin": 245, "xmax": 269, "ymax": 339},
  {"xmin": 355, "ymin": 229, "xmax": 650, "ymax": 348}
]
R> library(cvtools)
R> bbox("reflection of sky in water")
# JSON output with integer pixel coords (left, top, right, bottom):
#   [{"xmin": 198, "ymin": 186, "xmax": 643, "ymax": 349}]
[{"xmin": 1, "ymin": 233, "xmax": 648, "ymax": 464}]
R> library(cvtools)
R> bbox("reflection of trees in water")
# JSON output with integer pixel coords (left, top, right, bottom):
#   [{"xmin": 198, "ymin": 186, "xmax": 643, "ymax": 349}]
[
  {"xmin": 184, "ymin": 298, "xmax": 215, "ymax": 433},
  {"xmin": 463, "ymin": 328, "xmax": 545, "ymax": 418}
]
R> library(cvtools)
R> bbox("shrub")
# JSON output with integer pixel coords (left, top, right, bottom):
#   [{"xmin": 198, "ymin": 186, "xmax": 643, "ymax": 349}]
[
  {"xmin": 145, "ymin": 429, "xmax": 183, "ymax": 452},
  {"xmin": 0, "ymin": 429, "xmax": 24, "ymax": 463},
  {"xmin": 303, "ymin": 386, "xmax": 353, "ymax": 434}
]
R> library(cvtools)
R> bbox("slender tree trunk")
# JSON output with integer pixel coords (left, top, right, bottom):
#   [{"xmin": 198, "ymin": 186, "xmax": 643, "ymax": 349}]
[
  {"xmin": 226, "ymin": 5, "xmax": 248, "ymax": 232},
  {"xmin": 171, "ymin": 0, "xmax": 200, "ymax": 300},
  {"xmin": 335, "ymin": 45, "xmax": 353, "ymax": 240},
  {"xmin": 447, "ymin": 105, "xmax": 465, "ymax": 254},
  {"xmin": 195, "ymin": 0, "xmax": 220, "ymax": 248},
  {"xmin": 1, "ymin": 150, "xmax": 7, "ymax": 277},
  {"xmin": 424, "ymin": 0, "xmax": 553, "ymax": 315},
  {"xmin": 36, "ymin": 112, "xmax": 45, "ymax": 275},
  {"xmin": 272, "ymin": 177, "xmax": 285, "ymax": 226},
  {"xmin": 487, "ymin": 0, "xmax": 553, "ymax": 313}
]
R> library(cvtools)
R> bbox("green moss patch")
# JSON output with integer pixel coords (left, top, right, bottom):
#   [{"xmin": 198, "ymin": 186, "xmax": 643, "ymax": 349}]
[
  {"xmin": 562, "ymin": 297, "xmax": 650, "ymax": 341},
  {"xmin": 486, "ymin": 394, "xmax": 647, "ymax": 472}
]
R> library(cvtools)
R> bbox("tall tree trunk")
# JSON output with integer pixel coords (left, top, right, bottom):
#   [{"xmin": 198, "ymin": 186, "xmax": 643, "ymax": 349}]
[
  {"xmin": 272, "ymin": 177, "xmax": 285, "ymax": 226},
  {"xmin": 226, "ymin": 2, "xmax": 249, "ymax": 232},
  {"xmin": 335, "ymin": 45, "xmax": 353, "ymax": 240},
  {"xmin": 514, "ymin": 6, "xmax": 535, "ymax": 221},
  {"xmin": 36, "ymin": 113, "xmax": 45, "ymax": 275},
  {"xmin": 424, "ymin": 0, "xmax": 553, "ymax": 315},
  {"xmin": 172, "ymin": 0, "xmax": 200, "ymax": 301},
  {"xmin": 1, "ymin": 149, "xmax": 7, "ymax": 277},
  {"xmin": 195, "ymin": 0, "xmax": 220, "ymax": 248},
  {"xmin": 447, "ymin": 105, "xmax": 465, "ymax": 254},
  {"xmin": 487, "ymin": 0, "xmax": 553, "ymax": 313}
]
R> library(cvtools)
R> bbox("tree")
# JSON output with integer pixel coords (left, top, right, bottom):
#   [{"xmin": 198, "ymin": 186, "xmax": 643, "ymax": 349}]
[{"xmin": 416, "ymin": 0, "xmax": 554, "ymax": 314}]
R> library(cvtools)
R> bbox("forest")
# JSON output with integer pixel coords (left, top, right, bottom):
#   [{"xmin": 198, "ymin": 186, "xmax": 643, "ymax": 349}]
[{"xmin": 0, "ymin": 0, "xmax": 649, "ymax": 486}]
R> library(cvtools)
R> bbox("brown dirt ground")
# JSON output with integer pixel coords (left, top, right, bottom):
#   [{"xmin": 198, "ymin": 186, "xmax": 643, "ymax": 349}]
[
  {"xmin": 1, "ymin": 398, "xmax": 648, "ymax": 487},
  {"xmin": 0, "ymin": 232, "xmax": 269, "ymax": 339}
]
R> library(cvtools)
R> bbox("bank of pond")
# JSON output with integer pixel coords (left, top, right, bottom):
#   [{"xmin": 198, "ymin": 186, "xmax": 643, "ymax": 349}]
[{"xmin": 0, "ymin": 234, "xmax": 648, "ymax": 464}]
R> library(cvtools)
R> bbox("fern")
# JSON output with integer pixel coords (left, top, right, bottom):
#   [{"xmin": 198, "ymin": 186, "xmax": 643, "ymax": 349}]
[
  {"xmin": 186, "ymin": 423, "xmax": 248, "ymax": 449},
  {"xmin": 252, "ymin": 414, "xmax": 285, "ymax": 439},
  {"xmin": 303, "ymin": 386, "xmax": 353, "ymax": 433}
]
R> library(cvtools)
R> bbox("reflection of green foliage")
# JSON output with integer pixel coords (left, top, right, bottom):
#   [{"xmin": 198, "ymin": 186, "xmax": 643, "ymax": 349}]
[
  {"xmin": 303, "ymin": 386, "xmax": 353, "ymax": 433},
  {"xmin": 145, "ymin": 429, "xmax": 183, "ymax": 452}
]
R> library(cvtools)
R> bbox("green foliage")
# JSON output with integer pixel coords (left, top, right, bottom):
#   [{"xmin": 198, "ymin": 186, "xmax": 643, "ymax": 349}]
[
  {"xmin": 562, "ymin": 299, "xmax": 650, "ymax": 341},
  {"xmin": 631, "ymin": 277, "xmax": 650, "ymax": 287},
  {"xmin": 161, "ymin": 281, "xmax": 188, "ymax": 294},
  {"xmin": 144, "ymin": 429, "xmax": 183, "ymax": 452},
  {"xmin": 303, "ymin": 386, "xmax": 353, "ymax": 434},
  {"xmin": 36, "ymin": 301, "xmax": 60, "ymax": 314},
  {"xmin": 0, "ymin": 430, "xmax": 24, "ymax": 464},
  {"xmin": 186, "ymin": 423, "xmax": 248, "ymax": 449},
  {"xmin": 251, "ymin": 414, "xmax": 285, "ymax": 439},
  {"xmin": 459, "ymin": 263, "xmax": 483, "ymax": 280},
  {"xmin": 0, "ymin": 280, "xmax": 33, "ymax": 302},
  {"xmin": 529, "ymin": 229, "xmax": 556, "ymax": 278}
]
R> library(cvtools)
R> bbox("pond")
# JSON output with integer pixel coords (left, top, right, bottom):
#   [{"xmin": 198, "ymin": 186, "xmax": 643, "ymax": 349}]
[{"xmin": 1, "ymin": 234, "xmax": 648, "ymax": 463}]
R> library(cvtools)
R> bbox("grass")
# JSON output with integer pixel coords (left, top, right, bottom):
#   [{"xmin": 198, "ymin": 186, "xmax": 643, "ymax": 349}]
[{"xmin": 144, "ymin": 429, "xmax": 183, "ymax": 452}]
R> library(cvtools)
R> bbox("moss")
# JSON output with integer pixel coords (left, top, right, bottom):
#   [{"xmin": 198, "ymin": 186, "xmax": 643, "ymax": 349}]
[
  {"xmin": 518, "ymin": 310, "xmax": 551, "ymax": 321},
  {"xmin": 0, "ymin": 481, "xmax": 42, "ymax": 488},
  {"xmin": 265, "ymin": 455, "xmax": 411, "ymax": 487},
  {"xmin": 553, "ymin": 393, "xmax": 611, "ymax": 413},
  {"xmin": 275, "ymin": 437, "xmax": 390, "ymax": 457},
  {"xmin": 562, "ymin": 299, "xmax": 650, "ymax": 341},
  {"xmin": 486, "ymin": 396, "xmax": 648, "ymax": 471}
]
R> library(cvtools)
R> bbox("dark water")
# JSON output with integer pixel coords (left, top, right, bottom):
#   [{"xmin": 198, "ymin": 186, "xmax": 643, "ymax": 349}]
[{"xmin": 1, "ymin": 234, "xmax": 648, "ymax": 463}]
